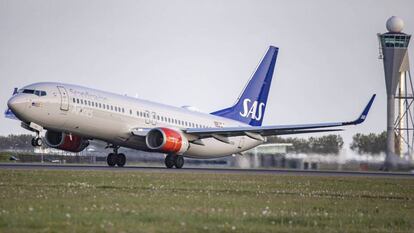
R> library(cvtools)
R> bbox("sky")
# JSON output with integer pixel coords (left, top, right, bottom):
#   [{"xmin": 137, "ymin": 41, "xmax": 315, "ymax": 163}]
[{"xmin": 1, "ymin": 0, "xmax": 414, "ymax": 147}]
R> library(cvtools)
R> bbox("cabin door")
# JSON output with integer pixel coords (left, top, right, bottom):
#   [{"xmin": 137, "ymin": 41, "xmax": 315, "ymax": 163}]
[{"xmin": 57, "ymin": 86, "xmax": 69, "ymax": 111}]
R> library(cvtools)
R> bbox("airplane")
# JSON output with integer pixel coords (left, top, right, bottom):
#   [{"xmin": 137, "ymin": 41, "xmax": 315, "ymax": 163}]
[{"xmin": 5, "ymin": 46, "xmax": 376, "ymax": 168}]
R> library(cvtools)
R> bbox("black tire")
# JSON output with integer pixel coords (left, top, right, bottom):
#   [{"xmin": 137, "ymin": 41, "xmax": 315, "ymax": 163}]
[
  {"xmin": 174, "ymin": 155, "xmax": 184, "ymax": 169},
  {"xmin": 35, "ymin": 137, "xmax": 43, "ymax": 147},
  {"xmin": 31, "ymin": 138, "xmax": 36, "ymax": 147},
  {"xmin": 164, "ymin": 154, "xmax": 175, "ymax": 168},
  {"xmin": 117, "ymin": 153, "xmax": 126, "ymax": 167},
  {"xmin": 107, "ymin": 153, "xmax": 117, "ymax": 167}
]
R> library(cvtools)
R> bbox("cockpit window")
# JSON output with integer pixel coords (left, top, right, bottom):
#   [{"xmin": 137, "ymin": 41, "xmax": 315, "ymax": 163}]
[
  {"xmin": 20, "ymin": 89, "xmax": 47, "ymax": 96},
  {"xmin": 34, "ymin": 90, "xmax": 47, "ymax": 96},
  {"xmin": 22, "ymin": 89, "xmax": 35, "ymax": 94}
]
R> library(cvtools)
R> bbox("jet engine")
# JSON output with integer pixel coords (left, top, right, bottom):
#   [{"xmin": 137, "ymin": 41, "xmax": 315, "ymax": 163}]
[
  {"xmin": 145, "ymin": 127, "xmax": 189, "ymax": 154},
  {"xmin": 44, "ymin": 130, "xmax": 89, "ymax": 152}
]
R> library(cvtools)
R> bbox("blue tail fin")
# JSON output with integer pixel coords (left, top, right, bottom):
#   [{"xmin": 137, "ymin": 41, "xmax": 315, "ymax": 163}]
[{"xmin": 211, "ymin": 46, "xmax": 279, "ymax": 126}]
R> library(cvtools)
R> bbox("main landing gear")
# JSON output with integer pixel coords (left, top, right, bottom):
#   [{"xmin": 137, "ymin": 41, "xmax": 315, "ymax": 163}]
[
  {"xmin": 165, "ymin": 154, "xmax": 184, "ymax": 169},
  {"xmin": 106, "ymin": 146, "xmax": 126, "ymax": 167}
]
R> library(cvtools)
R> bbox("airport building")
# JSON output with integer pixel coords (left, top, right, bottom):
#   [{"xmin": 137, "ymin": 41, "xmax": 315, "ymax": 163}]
[{"xmin": 378, "ymin": 16, "xmax": 413, "ymax": 167}]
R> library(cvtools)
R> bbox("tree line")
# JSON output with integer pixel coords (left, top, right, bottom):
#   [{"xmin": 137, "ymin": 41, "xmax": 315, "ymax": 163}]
[
  {"xmin": 0, "ymin": 134, "xmax": 33, "ymax": 150},
  {"xmin": 267, "ymin": 135, "xmax": 344, "ymax": 154},
  {"xmin": 265, "ymin": 131, "xmax": 386, "ymax": 155},
  {"xmin": 0, "ymin": 132, "xmax": 387, "ymax": 155}
]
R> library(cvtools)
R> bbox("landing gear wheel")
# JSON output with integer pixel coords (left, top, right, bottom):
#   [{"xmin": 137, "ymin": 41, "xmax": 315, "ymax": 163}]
[
  {"xmin": 107, "ymin": 153, "xmax": 117, "ymax": 167},
  {"xmin": 34, "ymin": 137, "xmax": 43, "ymax": 147},
  {"xmin": 32, "ymin": 137, "xmax": 42, "ymax": 147},
  {"xmin": 31, "ymin": 138, "xmax": 36, "ymax": 147},
  {"xmin": 165, "ymin": 154, "xmax": 175, "ymax": 168},
  {"xmin": 117, "ymin": 153, "xmax": 126, "ymax": 167},
  {"xmin": 174, "ymin": 155, "xmax": 184, "ymax": 169}
]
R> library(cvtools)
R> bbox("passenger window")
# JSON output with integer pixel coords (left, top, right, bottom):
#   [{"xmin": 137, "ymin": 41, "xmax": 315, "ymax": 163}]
[
  {"xmin": 122, "ymin": 108, "xmax": 125, "ymax": 113},
  {"xmin": 73, "ymin": 98, "xmax": 76, "ymax": 103},
  {"xmin": 111, "ymin": 106, "xmax": 114, "ymax": 111},
  {"xmin": 99, "ymin": 103, "xmax": 102, "ymax": 108},
  {"xmin": 76, "ymin": 99, "xmax": 80, "ymax": 104},
  {"xmin": 130, "ymin": 110, "xmax": 132, "ymax": 115},
  {"xmin": 80, "ymin": 99, "xmax": 84, "ymax": 104}
]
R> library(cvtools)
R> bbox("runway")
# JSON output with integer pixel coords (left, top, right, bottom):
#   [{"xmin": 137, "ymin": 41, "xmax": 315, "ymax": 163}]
[{"xmin": 0, "ymin": 163, "xmax": 413, "ymax": 178}]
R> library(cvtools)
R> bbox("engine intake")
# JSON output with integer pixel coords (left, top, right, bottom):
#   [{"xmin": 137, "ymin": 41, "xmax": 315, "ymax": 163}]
[
  {"xmin": 44, "ymin": 130, "xmax": 89, "ymax": 152},
  {"xmin": 146, "ymin": 128, "xmax": 189, "ymax": 154}
]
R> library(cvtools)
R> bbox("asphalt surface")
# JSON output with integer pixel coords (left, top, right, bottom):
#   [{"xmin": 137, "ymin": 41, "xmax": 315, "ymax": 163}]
[{"xmin": 0, "ymin": 163, "xmax": 413, "ymax": 178}]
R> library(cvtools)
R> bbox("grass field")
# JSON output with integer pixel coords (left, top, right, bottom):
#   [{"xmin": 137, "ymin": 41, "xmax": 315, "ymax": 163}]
[{"xmin": 0, "ymin": 170, "xmax": 413, "ymax": 233}]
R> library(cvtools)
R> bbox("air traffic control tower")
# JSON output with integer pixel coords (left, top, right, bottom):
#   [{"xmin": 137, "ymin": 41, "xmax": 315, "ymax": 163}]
[{"xmin": 378, "ymin": 16, "xmax": 412, "ymax": 165}]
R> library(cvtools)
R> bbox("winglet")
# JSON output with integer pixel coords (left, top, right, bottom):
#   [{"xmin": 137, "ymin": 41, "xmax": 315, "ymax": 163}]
[
  {"xmin": 344, "ymin": 94, "xmax": 376, "ymax": 125},
  {"xmin": 4, "ymin": 108, "xmax": 17, "ymax": 120},
  {"xmin": 4, "ymin": 87, "xmax": 18, "ymax": 120}
]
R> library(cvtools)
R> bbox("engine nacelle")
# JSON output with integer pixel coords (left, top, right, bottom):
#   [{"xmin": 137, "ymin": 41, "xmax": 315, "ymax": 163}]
[
  {"xmin": 145, "ymin": 127, "xmax": 189, "ymax": 154},
  {"xmin": 44, "ymin": 130, "xmax": 89, "ymax": 152}
]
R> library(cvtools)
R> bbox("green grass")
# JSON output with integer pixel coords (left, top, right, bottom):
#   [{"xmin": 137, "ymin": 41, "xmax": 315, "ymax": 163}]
[
  {"xmin": 0, "ymin": 170, "xmax": 413, "ymax": 233},
  {"xmin": 0, "ymin": 152, "xmax": 12, "ymax": 162}
]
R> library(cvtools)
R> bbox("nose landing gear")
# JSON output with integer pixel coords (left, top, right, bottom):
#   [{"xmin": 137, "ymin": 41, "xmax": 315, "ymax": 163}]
[
  {"xmin": 165, "ymin": 154, "xmax": 184, "ymax": 169},
  {"xmin": 31, "ymin": 131, "xmax": 43, "ymax": 147},
  {"xmin": 31, "ymin": 137, "xmax": 43, "ymax": 147},
  {"xmin": 106, "ymin": 146, "xmax": 126, "ymax": 167}
]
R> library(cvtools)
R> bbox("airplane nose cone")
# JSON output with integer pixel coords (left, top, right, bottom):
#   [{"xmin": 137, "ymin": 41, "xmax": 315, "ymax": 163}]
[{"xmin": 7, "ymin": 95, "xmax": 27, "ymax": 115}]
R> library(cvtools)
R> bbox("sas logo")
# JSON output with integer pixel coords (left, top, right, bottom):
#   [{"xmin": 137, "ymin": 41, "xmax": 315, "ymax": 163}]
[{"xmin": 239, "ymin": 99, "xmax": 265, "ymax": 121}]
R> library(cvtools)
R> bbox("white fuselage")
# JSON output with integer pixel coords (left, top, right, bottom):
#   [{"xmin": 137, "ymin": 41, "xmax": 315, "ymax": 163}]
[{"xmin": 10, "ymin": 82, "xmax": 263, "ymax": 158}]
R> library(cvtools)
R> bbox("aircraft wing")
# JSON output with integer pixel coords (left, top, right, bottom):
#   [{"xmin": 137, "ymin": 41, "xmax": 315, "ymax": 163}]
[{"xmin": 184, "ymin": 94, "xmax": 376, "ymax": 139}]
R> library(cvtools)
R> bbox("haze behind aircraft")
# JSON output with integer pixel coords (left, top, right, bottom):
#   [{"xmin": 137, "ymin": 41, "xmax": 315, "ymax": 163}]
[{"xmin": 5, "ymin": 46, "xmax": 376, "ymax": 168}]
